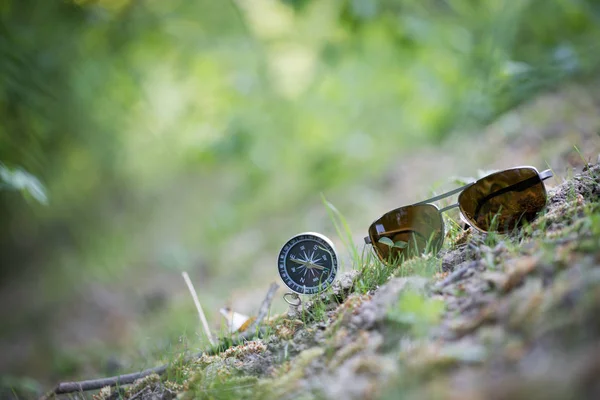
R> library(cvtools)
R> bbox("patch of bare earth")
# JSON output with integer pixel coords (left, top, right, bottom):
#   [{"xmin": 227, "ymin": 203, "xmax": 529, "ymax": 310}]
[{"xmin": 83, "ymin": 163, "xmax": 600, "ymax": 400}]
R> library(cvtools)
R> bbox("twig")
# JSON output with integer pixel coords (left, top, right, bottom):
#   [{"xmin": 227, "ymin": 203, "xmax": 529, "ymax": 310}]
[
  {"xmin": 204, "ymin": 282, "xmax": 280, "ymax": 354},
  {"xmin": 127, "ymin": 386, "xmax": 147, "ymax": 400},
  {"xmin": 42, "ymin": 364, "xmax": 167, "ymax": 398},
  {"xmin": 182, "ymin": 271, "xmax": 215, "ymax": 346},
  {"xmin": 236, "ymin": 282, "xmax": 279, "ymax": 342},
  {"xmin": 42, "ymin": 282, "xmax": 279, "ymax": 398}
]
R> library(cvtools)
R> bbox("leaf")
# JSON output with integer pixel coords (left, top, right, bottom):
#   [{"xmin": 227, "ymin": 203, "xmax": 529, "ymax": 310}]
[
  {"xmin": 386, "ymin": 290, "xmax": 445, "ymax": 337},
  {"xmin": 0, "ymin": 164, "xmax": 48, "ymax": 205},
  {"xmin": 378, "ymin": 237, "xmax": 394, "ymax": 247},
  {"xmin": 393, "ymin": 240, "xmax": 408, "ymax": 249}
]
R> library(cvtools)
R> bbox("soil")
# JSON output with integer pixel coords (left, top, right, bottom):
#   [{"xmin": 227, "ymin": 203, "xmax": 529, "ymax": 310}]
[{"xmin": 73, "ymin": 162, "xmax": 600, "ymax": 400}]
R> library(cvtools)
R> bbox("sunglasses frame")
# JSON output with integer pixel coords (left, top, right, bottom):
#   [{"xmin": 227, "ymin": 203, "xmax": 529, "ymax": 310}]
[{"xmin": 364, "ymin": 166, "xmax": 553, "ymax": 251}]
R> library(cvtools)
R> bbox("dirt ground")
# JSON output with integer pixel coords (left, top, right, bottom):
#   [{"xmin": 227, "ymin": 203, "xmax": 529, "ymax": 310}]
[{"xmin": 59, "ymin": 161, "xmax": 600, "ymax": 400}]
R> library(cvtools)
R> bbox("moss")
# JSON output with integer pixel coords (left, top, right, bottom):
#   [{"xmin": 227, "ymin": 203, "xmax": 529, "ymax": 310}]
[
  {"xmin": 273, "ymin": 319, "xmax": 304, "ymax": 340},
  {"xmin": 104, "ymin": 164, "xmax": 600, "ymax": 400},
  {"xmin": 91, "ymin": 386, "xmax": 113, "ymax": 400},
  {"xmin": 258, "ymin": 347, "xmax": 325, "ymax": 397},
  {"xmin": 328, "ymin": 331, "xmax": 369, "ymax": 369},
  {"xmin": 220, "ymin": 341, "xmax": 267, "ymax": 360},
  {"xmin": 128, "ymin": 373, "xmax": 161, "ymax": 393}
]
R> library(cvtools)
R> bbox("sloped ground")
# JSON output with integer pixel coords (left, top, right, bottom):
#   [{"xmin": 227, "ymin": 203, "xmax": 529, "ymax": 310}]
[
  {"xmin": 3, "ymin": 77, "xmax": 600, "ymax": 393},
  {"xmin": 78, "ymin": 162, "xmax": 600, "ymax": 400}
]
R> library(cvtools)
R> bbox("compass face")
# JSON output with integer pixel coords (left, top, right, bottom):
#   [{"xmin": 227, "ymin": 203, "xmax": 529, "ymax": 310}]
[{"xmin": 278, "ymin": 232, "xmax": 338, "ymax": 295}]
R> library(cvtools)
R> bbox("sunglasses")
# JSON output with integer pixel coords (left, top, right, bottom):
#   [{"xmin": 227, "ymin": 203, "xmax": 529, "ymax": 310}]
[{"xmin": 364, "ymin": 166, "xmax": 554, "ymax": 265}]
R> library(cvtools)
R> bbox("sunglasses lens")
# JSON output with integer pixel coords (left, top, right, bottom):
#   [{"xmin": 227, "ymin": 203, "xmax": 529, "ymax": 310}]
[
  {"xmin": 458, "ymin": 167, "xmax": 547, "ymax": 233},
  {"xmin": 368, "ymin": 204, "xmax": 444, "ymax": 264}
]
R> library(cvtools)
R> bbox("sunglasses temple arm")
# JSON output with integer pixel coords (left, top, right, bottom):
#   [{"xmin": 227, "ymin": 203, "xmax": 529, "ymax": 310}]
[
  {"xmin": 439, "ymin": 203, "xmax": 459, "ymax": 213},
  {"xmin": 539, "ymin": 169, "xmax": 553, "ymax": 181},
  {"xmin": 417, "ymin": 170, "xmax": 552, "ymax": 206},
  {"xmin": 414, "ymin": 183, "xmax": 474, "ymax": 205}
]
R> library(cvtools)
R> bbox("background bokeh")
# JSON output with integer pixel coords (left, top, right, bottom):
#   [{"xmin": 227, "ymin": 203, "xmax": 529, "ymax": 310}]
[{"xmin": 2, "ymin": 0, "xmax": 600, "ymax": 392}]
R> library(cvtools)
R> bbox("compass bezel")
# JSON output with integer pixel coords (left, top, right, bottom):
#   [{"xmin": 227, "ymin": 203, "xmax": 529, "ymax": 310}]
[{"xmin": 277, "ymin": 232, "xmax": 338, "ymax": 295}]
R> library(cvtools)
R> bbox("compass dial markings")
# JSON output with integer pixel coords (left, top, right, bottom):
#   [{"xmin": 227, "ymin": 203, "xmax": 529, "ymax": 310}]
[{"xmin": 278, "ymin": 233, "xmax": 338, "ymax": 295}]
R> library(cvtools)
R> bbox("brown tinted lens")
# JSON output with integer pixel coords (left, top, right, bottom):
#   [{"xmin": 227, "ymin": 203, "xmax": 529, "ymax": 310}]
[
  {"xmin": 368, "ymin": 204, "xmax": 444, "ymax": 264},
  {"xmin": 458, "ymin": 167, "xmax": 546, "ymax": 233}
]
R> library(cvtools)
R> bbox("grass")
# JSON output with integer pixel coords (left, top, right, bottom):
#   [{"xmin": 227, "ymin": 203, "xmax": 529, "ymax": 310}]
[
  {"xmin": 351, "ymin": 250, "xmax": 394, "ymax": 294},
  {"xmin": 23, "ymin": 159, "xmax": 597, "ymax": 399},
  {"xmin": 376, "ymin": 169, "xmax": 600, "ymax": 398},
  {"xmin": 4, "ymin": 1, "xmax": 600, "ymax": 388},
  {"xmin": 113, "ymin": 194, "xmax": 444, "ymax": 399},
  {"xmin": 322, "ymin": 193, "xmax": 360, "ymax": 268},
  {"xmin": 573, "ymin": 145, "xmax": 592, "ymax": 168},
  {"xmin": 83, "ymin": 163, "xmax": 600, "ymax": 400},
  {"xmin": 323, "ymin": 193, "xmax": 446, "ymax": 296}
]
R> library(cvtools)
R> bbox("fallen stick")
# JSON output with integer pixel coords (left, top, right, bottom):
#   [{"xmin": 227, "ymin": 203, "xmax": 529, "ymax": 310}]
[
  {"xmin": 238, "ymin": 282, "xmax": 279, "ymax": 340},
  {"xmin": 42, "ymin": 282, "xmax": 279, "ymax": 398},
  {"xmin": 46, "ymin": 365, "xmax": 168, "ymax": 396}
]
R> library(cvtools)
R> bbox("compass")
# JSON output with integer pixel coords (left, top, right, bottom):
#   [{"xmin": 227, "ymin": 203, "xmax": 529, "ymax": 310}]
[{"xmin": 278, "ymin": 232, "xmax": 338, "ymax": 295}]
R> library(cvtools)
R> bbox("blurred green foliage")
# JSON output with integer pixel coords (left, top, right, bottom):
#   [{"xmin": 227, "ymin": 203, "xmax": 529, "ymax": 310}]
[
  {"xmin": 1, "ymin": 0, "xmax": 600, "ymax": 381},
  {"xmin": 2, "ymin": 0, "xmax": 599, "ymax": 279},
  {"xmin": 387, "ymin": 289, "xmax": 445, "ymax": 336}
]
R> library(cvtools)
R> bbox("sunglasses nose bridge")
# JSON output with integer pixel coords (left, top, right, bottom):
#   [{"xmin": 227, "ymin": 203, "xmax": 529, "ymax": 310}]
[{"xmin": 438, "ymin": 203, "xmax": 459, "ymax": 214}]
